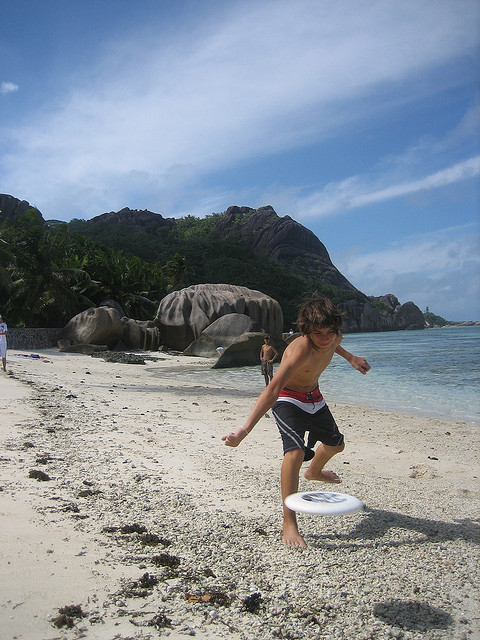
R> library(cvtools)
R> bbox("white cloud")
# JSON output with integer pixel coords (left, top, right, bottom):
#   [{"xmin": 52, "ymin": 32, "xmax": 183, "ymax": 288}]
[
  {"xmin": 1, "ymin": 82, "xmax": 19, "ymax": 95},
  {"xmin": 0, "ymin": 0, "xmax": 478, "ymax": 219},
  {"xmin": 339, "ymin": 225, "xmax": 479, "ymax": 276},
  {"xmin": 291, "ymin": 99, "xmax": 480, "ymax": 221},
  {"xmin": 296, "ymin": 156, "xmax": 480, "ymax": 219},
  {"xmin": 335, "ymin": 225, "xmax": 480, "ymax": 320}
]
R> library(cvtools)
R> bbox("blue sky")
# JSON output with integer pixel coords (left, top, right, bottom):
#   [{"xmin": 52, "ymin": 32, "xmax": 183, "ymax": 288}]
[{"xmin": 1, "ymin": 0, "xmax": 479, "ymax": 320}]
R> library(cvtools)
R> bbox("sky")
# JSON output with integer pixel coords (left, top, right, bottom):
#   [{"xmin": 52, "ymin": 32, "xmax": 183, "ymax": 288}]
[{"xmin": 1, "ymin": 0, "xmax": 479, "ymax": 321}]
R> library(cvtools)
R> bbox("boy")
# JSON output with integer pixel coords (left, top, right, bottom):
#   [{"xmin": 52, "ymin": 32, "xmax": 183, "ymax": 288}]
[
  {"xmin": 260, "ymin": 335, "xmax": 278, "ymax": 386},
  {"xmin": 222, "ymin": 296, "xmax": 370, "ymax": 548}
]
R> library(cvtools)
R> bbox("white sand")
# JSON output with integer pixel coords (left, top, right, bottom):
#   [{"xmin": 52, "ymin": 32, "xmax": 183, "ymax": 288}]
[{"xmin": 0, "ymin": 349, "xmax": 478, "ymax": 640}]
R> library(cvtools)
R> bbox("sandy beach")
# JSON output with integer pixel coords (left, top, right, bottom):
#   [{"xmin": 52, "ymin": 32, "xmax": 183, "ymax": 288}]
[{"xmin": 0, "ymin": 348, "xmax": 478, "ymax": 640}]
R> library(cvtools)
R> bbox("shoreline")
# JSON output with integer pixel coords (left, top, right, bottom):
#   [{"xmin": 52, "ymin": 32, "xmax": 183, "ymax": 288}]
[{"xmin": 1, "ymin": 349, "xmax": 479, "ymax": 640}]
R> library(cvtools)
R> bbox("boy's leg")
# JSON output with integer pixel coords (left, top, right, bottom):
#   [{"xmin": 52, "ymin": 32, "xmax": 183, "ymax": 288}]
[
  {"xmin": 281, "ymin": 448, "xmax": 307, "ymax": 548},
  {"xmin": 304, "ymin": 443, "xmax": 344, "ymax": 483},
  {"xmin": 261, "ymin": 363, "xmax": 269, "ymax": 386},
  {"xmin": 267, "ymin": 363, "xmax": 273, "ymax": 385}
]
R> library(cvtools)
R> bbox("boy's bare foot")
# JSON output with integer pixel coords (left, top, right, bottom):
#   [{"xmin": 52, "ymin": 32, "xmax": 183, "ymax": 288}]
[
  {"xmin": 282, "ymin": 522, "xmax": 307, "ymax": 548},
  {"xmin": 303, "ymin": 469, "xmax": 342, "ymax": 483}
]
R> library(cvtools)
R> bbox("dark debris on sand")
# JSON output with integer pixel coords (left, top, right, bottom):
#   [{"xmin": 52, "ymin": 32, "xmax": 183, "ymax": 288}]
[
  {"xmin": 242, "ymin": 592, "xmax": 264, "ymax": 614},
  {"xmin": 28, "ymin": 469, "xmax": 51, "ymax": 481},
  {"xmin": 119, "ymin": 572, "xmax": 159, "ymax": 598},
  {"xmin": 51, "ymin": 604, "xmax": 86, "ymax": 629}
]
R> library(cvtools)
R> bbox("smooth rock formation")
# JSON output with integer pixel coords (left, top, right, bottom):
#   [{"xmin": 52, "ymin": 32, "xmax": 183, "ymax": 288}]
[
  {"xmin": 120, "ymin": 317, "xmax": 162, "ymax": 350},
  {"xmin": 393, "ymin": 301, "xmax": 426, "ymax": 330},
  {"xmin": 184, "ymin": 313, "xmax": 262, "ymax": 357},
  {"xmin": 340, "ymin": 301, "xmax": 394, "ymax": 333},
  {"xmin": 155, "ymin": 284, "xmax": 283, "ymax": 351},
  {"xmin": 58, "ymin": 304, "xmax": 162, "ymax": 351},
  {"xmin": 283, "ymin": 331, "xmax": 301, "ymax": 344},
  {"xmin": 340, "ymin": 297, "xmax": 425, "ymax": 333},
  {"xmin": 212, "ymin": 332, "xmax": 283, "ymax": 369},
  {"xmin": 58, "ymin": 306, "xmax": 124, "ymax": 349}
]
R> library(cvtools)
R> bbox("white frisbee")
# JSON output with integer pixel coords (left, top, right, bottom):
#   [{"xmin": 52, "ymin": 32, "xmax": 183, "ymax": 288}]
[{"xmin": 284, "ymin": 491, "xmax": 364, "ymax": 515}]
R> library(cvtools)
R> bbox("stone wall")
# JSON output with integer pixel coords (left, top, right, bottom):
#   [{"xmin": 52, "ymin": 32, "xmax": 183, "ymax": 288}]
[{"xmin": 6, "ymin": 328, "xmax": 61, "ymax": 350}]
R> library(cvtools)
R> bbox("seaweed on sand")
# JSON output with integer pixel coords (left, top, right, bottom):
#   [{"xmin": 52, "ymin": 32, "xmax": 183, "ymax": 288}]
[{"xmin": 51, "ymin": 604, "xmax": 86, "ymax": 628}]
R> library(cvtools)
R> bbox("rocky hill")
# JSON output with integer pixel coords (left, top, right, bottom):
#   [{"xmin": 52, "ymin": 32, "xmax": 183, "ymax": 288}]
[
  {"xmin": 64, "ymin": 206, "xmax": 177, "ymax": 262},
  {"xmin": 66, "ymin": 203, "xmax": 360, "ymax": 294},
  {"xmin": 0, "ymin": 194, "xmax": 425, "ymax": 332},
  {"xmin": 0, "ymin": 193, "xmax": 43, "ymax": 224},
  {"xmin": 212, "ymin": 205, "xmax": 358, "ymax": 292},
  {"xmin": 74, "ymin": 206, "xmax": 177, "ymax": 234}
]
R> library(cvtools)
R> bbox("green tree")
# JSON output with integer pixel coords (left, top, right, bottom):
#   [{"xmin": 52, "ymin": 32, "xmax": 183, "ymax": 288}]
[
  {"xmin": 423, "ymin": 310, "xmax": 448, "ymax": 327},
  {"xmin": 4, "ymin": 223, "xmax": 99, "ymax": 326}
]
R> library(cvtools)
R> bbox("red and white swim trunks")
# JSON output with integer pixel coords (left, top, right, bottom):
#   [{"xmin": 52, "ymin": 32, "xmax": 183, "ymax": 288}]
[
  {"xmin": 273, "ymin": 386, "xmax": 344, "ymax": 453},
  {"xmin": 277, "ymin": 386, "xmax": 326, "ymax": 414}
]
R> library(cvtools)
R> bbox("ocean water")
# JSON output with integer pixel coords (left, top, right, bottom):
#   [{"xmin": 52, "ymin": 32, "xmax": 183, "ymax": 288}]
[
  {"xmin": 177, "ymin": 326, "xmax": 479, "ymax": 425},
  {"xmin": 319, "ymin": 325, "xmax": 479, "ymax": 425}
]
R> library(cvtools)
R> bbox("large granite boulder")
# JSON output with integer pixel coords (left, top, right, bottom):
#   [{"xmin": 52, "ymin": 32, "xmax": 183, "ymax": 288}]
[
  {"xmin": 155, "ymin": 284, "xmax": 283, "ymax": 351},
  {"xmin": 369, "ymin": 295, "xmax": 425, "ymax": 330},
  {"xmin": 58, "ymin": 305, "xmax": 124, "ymax": 349},
  {"xmin": 184, "ymin": 313, "xmax": 262, "ymax": 357},
  {"xmin": 58, "ymin": 304, "xmax": 162, "ymax": 351},
  {"xmin": 393, "ymin": 301, "xmax": 425, "ymax": 330},
  {"xmin": 100, "ymin": 298, "xmax": 125, "ymax": 317},
  {"xmin": 212, "ymin": 332, "xmax": 285, "ymax": 369},
  {"xmin": 339, "ymin": 297, "xmax": 425, "ymax": 333},
  {"xmin": 339, "ymin": 301, "xmax": 395, "ymax": 333},
  {"xmin": 121, "ymin": 317, "xmax": 162, "ymax": 350},
  {"xmin": 372, "ymin": 294, "xmax": 401, "ymax": 311},
  {"xmin": 283, "ymin": 331, "xmax": 300, "ymax": 344}
]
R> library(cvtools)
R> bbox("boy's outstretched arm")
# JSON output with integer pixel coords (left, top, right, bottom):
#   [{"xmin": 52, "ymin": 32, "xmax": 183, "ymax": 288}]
[
  {"xmin": 221, "ymin": 381, "xmax": 281, "ymax": 447},
  {"xmin": 335, "ymin": 345, "xmax": 370, "ymax": 375},
  {"xmin": 222, "ymin": 340, "xmax": 306, "ymax": 447}
]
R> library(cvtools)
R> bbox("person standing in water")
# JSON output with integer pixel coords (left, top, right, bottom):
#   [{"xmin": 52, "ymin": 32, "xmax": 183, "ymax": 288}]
[{"xmin": 260, "ymin": 335, "xmax": 278, "ymax": 386}]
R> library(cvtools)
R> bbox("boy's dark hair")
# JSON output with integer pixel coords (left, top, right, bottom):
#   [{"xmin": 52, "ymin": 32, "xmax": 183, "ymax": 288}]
[{"xmin": 296, "ymin": 295, "xmax": 344, "ymax": 335}]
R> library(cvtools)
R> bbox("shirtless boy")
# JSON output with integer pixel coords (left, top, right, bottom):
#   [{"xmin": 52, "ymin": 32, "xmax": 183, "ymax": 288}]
[
  {"xmin": 222, "ymin": 296, "xmax": 370, "ymax": 548},
  {"xmin": 260, "ymin": 335, "xmax": 278, "ymax": 386}
]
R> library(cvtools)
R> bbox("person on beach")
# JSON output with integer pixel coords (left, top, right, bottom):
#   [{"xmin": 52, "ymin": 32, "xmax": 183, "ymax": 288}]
[
  {"xmin": 0, "ymin": 314, "xmax": 7, "ymax": 372},
  {"xmin": 222, "ymin": 296, "xmax": 370, "ymax": 548},
  {"xmin": 260, "ymin": 335, "xmax": 278, "ymax": 386}
]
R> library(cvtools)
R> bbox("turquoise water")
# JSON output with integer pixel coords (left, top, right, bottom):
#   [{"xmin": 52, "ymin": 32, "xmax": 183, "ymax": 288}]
[
  {"xmin": 178, "ymin": 326, "xmax": 479, "ymax": 424},
  {"xmin": 320, "ymin": 326, "xmax": 479, "ymax": 424}
]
